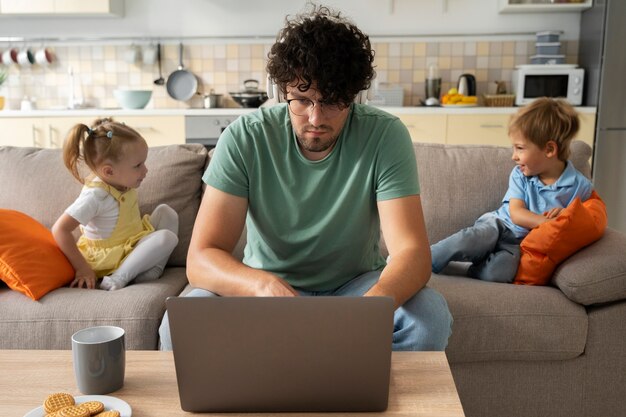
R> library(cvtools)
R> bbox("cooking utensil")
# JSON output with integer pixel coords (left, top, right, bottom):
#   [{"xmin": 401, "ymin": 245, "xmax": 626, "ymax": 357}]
[
  {"xmin": 230, "ymin": 79, "xmax": 268, "ymax": 108},
  {"xmin": 153, "ymin": 43, "xmax": 164, "ymax": 85},
  {"xmin": 203, "ymin": 89, "xmax": 222, "ymax": 108},
  {"xmin": 166, "ymin": 43, "xmax": 199, "ymax": 101}
]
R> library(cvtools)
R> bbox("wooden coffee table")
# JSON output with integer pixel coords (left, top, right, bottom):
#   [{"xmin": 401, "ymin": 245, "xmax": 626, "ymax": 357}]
[{"xmin": 0, "ymin": 350, "xmax": 465, "ymax": 417}]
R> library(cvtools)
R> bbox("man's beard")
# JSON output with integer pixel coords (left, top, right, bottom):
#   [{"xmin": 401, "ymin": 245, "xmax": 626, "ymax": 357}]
[{"xmin": 296, "ymin": 135, "xmax": 338, "ymax": 153}]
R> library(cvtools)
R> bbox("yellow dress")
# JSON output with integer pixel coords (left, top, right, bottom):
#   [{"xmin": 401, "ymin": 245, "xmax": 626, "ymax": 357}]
[{"xmin": 76, "ymin": 181, "xmax": 154, "ymax": 278}]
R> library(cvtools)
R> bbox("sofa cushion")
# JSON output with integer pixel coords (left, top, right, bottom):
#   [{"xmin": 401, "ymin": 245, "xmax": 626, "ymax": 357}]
[
  {"xmin": 514, "ymin": 190, "xmax": 607, "ymax": 286},
  {"xmin": 0, "ymin": 267, "xmax": 188, "ymax": 350},
  {"xmin": 0, "ymin": 209, "xmax": 74, "ymax": 300},
  {"xmin": 429, "ymin": 275, "xmax": 588, "ymax": 362},
  {"xmin": 553, "ymin": 228, "xmax": 626, "ymax": 306},
  {"xmin": 0, "ymin": 144, "xmax": 207, "ymax": 267}
]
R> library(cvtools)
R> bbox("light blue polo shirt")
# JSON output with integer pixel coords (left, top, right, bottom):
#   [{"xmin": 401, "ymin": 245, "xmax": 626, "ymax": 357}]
[
  {"xmin": 204, "ymin": 103, "xmax": 419, "ymax": 291},
  {"xmin": 494, "ymin": 161, "xmax": 593, "ymax": 238}
]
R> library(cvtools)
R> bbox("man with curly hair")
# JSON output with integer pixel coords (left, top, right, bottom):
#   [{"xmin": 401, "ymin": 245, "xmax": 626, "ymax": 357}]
[{"xmin": 160, "ymin": 5, "xmax": 452, "ymax": 351}]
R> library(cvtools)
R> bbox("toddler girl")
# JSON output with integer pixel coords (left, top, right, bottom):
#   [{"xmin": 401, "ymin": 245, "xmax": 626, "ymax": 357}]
[{"xmin": 52, "ymin": 118, "xmax": 179, "ymax": 291}]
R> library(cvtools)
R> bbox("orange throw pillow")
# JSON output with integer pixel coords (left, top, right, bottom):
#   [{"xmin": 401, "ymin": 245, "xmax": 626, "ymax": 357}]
[
  {"xmin": 0, "ymin": 209, "xmax": 75, "ymax": 300},
  {"xmin": 514, "ymin": 191, "xmax": 607, "ymax": 286}
]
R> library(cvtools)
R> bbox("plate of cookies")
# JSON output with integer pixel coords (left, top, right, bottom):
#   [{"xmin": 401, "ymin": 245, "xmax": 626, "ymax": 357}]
[{"xmin": 24, "ymin": 392, "xmax": 131, "ymax": 417}]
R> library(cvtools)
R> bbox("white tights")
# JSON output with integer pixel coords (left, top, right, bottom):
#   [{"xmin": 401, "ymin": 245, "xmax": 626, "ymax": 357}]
[{"xmin": 100, "ymin": 204, "xmax": 179, "ymax": 291}]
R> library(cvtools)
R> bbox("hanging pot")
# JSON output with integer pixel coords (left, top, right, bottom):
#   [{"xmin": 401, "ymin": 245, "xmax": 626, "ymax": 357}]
[
  {"xmin": 166, "ymin": 43, "xmax": 200, "ymax": 101},
  {"xmin": 230, "ymin": 79, "xmax": 268, "ymax": 108}
]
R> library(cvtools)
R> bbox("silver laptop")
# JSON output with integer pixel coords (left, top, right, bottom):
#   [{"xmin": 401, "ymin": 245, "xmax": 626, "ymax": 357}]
[{"xmin": 166, "ymin": 296, "xmax": 394, "ymax": 412}]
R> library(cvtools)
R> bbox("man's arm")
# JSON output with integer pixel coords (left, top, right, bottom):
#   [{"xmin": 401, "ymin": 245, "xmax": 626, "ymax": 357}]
[
  {"xmin": 366, "ymin": 194, "xmax": 431, "ymax": 309},
  {"xmin": 186, "ymin": 185, "xmax": 298, "ymax": 296}
]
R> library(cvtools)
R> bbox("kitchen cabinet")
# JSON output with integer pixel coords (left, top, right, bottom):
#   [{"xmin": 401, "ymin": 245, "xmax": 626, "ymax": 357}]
[
  {"xmin": 0, "ymin": 116, "xmax": 84, "ymax": 148},
  {"xmin": 499, "ymin": 0, "xmax": 592, "ymax": 13},
  {"xmin": 396, "ymin": 114, "xmax": 446, "ymax": 144},
  {"xmin": 0, "ymin": 0, "xmax": 123, "ymax": 16},
  {"xmin": 446, "ymin": 114, "xmax": 511, "ymax": 146},
  {"xmin": 394, "ymin": 110, "xmax": 595, "ymax": 151},
  {"xmin": 446, "ymin": 112, "xmax": 595, "ymax": 148},
  {"xmin": 110, "ymin": 116, "xmax": 185, "ymax": 147},
  {"xmin": 0, "ymin": 115, "xmax": 184, "ymax": 148}
]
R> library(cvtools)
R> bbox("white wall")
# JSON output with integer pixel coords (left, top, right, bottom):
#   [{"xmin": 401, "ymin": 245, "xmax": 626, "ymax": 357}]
[{"xmin": 0, "ymin": 0, "xmax": 582, "ymax": 42}]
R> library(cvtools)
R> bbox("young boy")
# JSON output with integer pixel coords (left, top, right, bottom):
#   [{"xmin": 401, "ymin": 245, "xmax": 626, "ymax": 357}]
[{"xmin": 430, "ymin": 97, "xmax": 594, "ymax": 283}]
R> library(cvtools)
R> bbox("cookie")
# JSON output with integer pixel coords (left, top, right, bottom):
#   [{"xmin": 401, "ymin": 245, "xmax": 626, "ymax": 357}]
[
  {"xmin": 80, "ymin": 401, "xmax": 105, "ymax": 415},
  {"xmin": 58, "ymin": 405, "xmax": 90, "ymax": 417},
  {"xmin": 94, "ymin": 411, "xmax": 121, "ymax": 417},
  {"xmin": 44, "ymin": 393, "xmax": 75, "ymax": 413}
]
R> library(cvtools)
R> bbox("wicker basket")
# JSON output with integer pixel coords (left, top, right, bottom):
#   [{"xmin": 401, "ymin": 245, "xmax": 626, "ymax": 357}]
[{"xmin": 483, "ymin": 94, "xmax": 515, "ymax": 107}]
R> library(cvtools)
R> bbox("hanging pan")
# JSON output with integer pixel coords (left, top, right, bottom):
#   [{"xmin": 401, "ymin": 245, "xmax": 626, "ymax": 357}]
[{"xmin": 166, "ymin": 43, "xmax": 199, "ymax": 101}]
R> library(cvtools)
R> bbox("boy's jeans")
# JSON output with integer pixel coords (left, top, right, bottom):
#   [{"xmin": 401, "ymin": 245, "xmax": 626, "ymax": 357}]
[
  {"xmin": 159, "ymin": 270, "xmax": 453, "ymax": 352},
  {"xmin": 431, "ymin": 213, "xmax": 522, "ymax": 283}
]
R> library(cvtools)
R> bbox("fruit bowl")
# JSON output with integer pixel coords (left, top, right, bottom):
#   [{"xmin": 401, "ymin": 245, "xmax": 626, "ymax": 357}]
[{"xmin": 113, "ymin": 89, "xmax": 152, "ymax": 109}]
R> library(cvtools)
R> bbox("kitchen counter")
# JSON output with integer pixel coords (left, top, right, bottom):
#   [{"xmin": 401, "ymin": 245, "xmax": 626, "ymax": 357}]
[
  {"xmin": 0, "ymin": 107, "xmax": 258, "ymax": 118},
  {"xmin": 0, "ymin": 105, "xmax": 597, "ymax": 118},
  {"xmin": 0, "ymin": 105, "xmax": 597, "ymax": 150}
]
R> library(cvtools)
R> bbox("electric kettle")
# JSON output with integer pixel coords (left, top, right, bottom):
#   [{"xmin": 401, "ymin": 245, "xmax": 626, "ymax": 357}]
[{"xmin": 457, "ymin": 74, "xmax": 476, "ymax": 96}]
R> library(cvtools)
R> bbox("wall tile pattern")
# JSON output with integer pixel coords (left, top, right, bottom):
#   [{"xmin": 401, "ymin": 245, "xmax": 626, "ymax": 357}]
[{"xmin": 0, "ymin": 39, "xmax": 579, "ymax": 110}]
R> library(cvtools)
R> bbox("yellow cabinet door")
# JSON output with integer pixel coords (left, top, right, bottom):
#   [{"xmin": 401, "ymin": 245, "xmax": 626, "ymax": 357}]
[
  {"xmin": 397, "ymin": 114, "xmax": 447, "ymax": 144},
  {"xmin": 0, "ymin": 118, "xmax": 46, "ymax": 147},
  {"xmin": 575, "ymin": 113, "xmax": 596, "ymax": 149},
  {"xmin": 0, "ymin": 0, "xmax": 55, "ymax": 14},
  {"xmin": 54, "ymin": 0, "xmax": 123, "ymax": 15},
  {"xmin": 0, "ymin": 117, "xmax": 96, "ymax": 148},
  {"xmin": 44, "ymin": 117, "xmax": 91, "ymax": 148},
  {"xmin": 114, "ymin": 116, "xmax": 185, "ymax": 147},
  {"xmin": 446, "ymin": 114, "xmax": 512, "ymax": 147}
]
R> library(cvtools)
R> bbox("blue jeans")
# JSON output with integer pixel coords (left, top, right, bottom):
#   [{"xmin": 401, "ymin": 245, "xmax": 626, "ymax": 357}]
[
  {"xmin": 431, "ymin": 213, "xmax": 522, "ymax": 283},
  {"xmin": 159, "ymin": 270, "xmax": 452, "ymax": 351}
]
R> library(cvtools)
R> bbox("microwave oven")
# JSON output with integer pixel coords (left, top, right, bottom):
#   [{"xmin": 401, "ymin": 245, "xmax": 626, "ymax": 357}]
[{"xmin": 512, "ymin": 66, "xmax": 584, "ymax": 106}]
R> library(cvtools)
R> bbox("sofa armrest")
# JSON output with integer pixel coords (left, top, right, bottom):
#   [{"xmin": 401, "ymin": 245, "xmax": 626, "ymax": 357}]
[{"xmin": 552, "ymin": 228, "xmax": 626, "ymax": 306}]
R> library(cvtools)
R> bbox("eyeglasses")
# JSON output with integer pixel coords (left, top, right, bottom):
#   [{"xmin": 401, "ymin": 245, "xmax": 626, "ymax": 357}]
[{"xmin": 286, "ymin": 98, "xmax": 347, "ymax": 117}]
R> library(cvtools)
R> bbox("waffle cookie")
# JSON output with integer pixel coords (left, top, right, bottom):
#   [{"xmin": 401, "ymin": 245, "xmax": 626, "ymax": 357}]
[
  {"xmin": 44, "ymin": 393, "xmax": 75, "ymax": 413},
  {"xmin": 58, "ymin": 405, "xmax": 90, "ymax": 417},
  {"xmin": 94, "ymin": 411, "xmax": 121, "ymax": 417},
  {"xmin": 80, "ymin": 401, "xmax": 105, "ymax": 415}
]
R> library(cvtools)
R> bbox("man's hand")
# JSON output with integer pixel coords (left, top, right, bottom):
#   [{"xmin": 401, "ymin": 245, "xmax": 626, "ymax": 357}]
[{"xmin": 256, "ymin": 276, "xmax": 299, "ymax": 297}]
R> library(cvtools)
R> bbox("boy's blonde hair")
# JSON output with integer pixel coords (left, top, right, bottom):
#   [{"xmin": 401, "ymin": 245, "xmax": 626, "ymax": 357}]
[
  {"xmin": 63, "ymin": 118, "xmax": 145, "ymax": 184},
  {"xmin": 508, "ymin": 97, "xmax": 579, "ymax": 161}
]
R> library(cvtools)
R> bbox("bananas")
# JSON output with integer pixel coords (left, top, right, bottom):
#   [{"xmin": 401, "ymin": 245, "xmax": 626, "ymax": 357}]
[{"xmin": 441, "ymin": 88, "xmax": 477, "ymax": 105}]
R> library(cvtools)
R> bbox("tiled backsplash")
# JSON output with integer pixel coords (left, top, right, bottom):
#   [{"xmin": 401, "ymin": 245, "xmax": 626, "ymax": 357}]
[{"xmin": 0, "ymin": 39, "xmax": 579, "ymax": 109}]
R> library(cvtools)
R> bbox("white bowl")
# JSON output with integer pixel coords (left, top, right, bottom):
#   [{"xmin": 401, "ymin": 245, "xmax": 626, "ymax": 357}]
[{"xmin": 113, "ymin": 89, "xmax": 152, "ymax": 109}]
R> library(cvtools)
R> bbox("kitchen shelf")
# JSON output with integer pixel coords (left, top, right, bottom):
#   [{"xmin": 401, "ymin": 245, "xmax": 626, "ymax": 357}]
[
  {"xmin": 0, "ymin": 0, "xmax": 123, "ymax": 17},
  {"xmin": 499, "ymin": 0, "xmax": 592, "ymax": 13}
]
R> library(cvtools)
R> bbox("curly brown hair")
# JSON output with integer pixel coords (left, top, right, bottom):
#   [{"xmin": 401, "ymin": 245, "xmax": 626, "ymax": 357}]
[{"xmin": 266, "ymin": 4, "xmax": 375, "ymax": 106}]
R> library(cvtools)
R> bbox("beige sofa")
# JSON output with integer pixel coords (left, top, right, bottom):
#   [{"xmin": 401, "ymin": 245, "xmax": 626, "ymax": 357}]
[{"xmin": 1, "ymin": 141, "xmax": 625, "ymax": 417}]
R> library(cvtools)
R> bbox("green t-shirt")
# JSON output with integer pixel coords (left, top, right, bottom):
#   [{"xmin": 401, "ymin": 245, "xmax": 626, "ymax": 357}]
[{"xmin": 204, "ymin": 104, "xmax": 419, "ymax": 291}]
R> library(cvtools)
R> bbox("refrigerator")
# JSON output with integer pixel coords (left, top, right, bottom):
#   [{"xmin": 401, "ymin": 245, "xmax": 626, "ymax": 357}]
[{"xmin": 579, "ymin": 0, "xmax": 626, "ymax": 234}]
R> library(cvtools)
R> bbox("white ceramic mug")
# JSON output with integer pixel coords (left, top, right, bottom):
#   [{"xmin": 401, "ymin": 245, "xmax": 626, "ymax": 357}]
[
  {"xmin": 142, "ymin": 44, "xmax": 157, "ymax": 65},
  {"xmin": 72, "ymin": 326, "xmax": 126, "ymax": 395},
  {"xmin": 17, "ymin": 48, "xmax": 34, "ymax": 66},
  {"xmin": 124, "ymin": 45, "xmax": 140, "ymax": 64},
  {"xmin": 1, "ymin": 48, "xmax": 18, "ymax": 66},
  {"xmin": 35, "ymin": 47, "xmax": 53, "ymax": 66}
]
